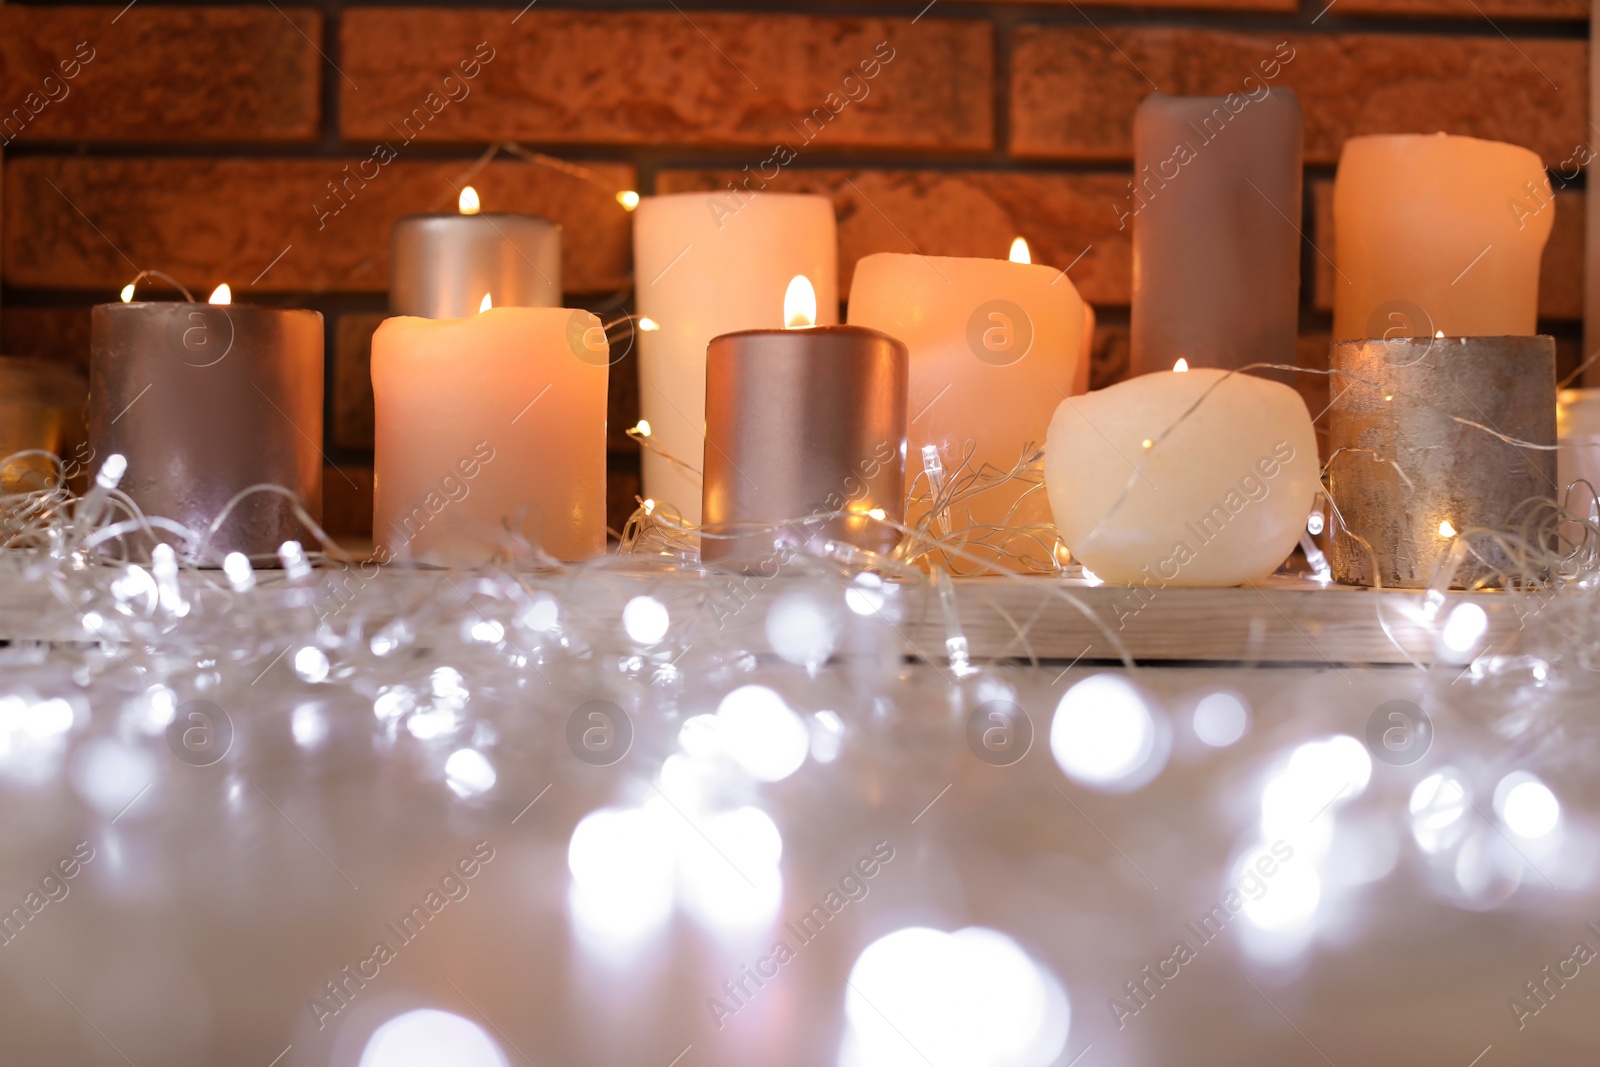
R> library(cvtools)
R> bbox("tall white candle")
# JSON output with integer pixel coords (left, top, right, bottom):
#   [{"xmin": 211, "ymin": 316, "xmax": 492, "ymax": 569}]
[{"xmin": 633, "ymin": 193, "xmax": 838, "ymax": 526}]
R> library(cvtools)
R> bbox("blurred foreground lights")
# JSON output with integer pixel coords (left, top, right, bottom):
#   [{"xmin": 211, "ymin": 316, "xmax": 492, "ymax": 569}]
[
  {"xmin": 290, "ymin": 703, "xmax": 328, "ymax": 749},
  {"xmin": 70, "ymin": 738, "xmax": 156, "ymax": 820},
  {"xmin": 811, "ymin": 710, "xmax": 844, "ymax": 763},
  {"xmin": 841, "ymin": 927, "xmax": 1069, "ymax": 1067},
  {"xmin": 522, "ymin": 593, "xmax": 559, "ymax": 633},
  {"xmin": 676, "ymin": 805, "xmax": 784, "ymax": 932},
  {"xmin": 1050, "ymin": 675, "xmax": 1165, "ymax": 791},
  {"xmin": 716, "ymin": 685, "xmax": 808, "ymax": 782},
  {"xmin": 846, "ymin": 572, "xmax": 886, "ymax": 616},
  {"xmin": 1438, "ymin": 602, "xmax": 1489, "ymax": 663},
  {"xmin": 1410, "ymin": 771, "xmax": 1471, "ymax": 854},
  {"xmin": 568, "ymin": 806, "xmax": 675, "ymax": 947},
  {"xmin": 1259, "ymin": 735, "xmax": 1371, "ymax": 852},
  {"xmin": 766, "ymin": 591, "xmax": 842, "ymax": 669},
  {"xmin": 444, "ymin": 748, "xmax": 497, "ymax": 798},
  {"xmin": 359, "ymin": 1009, "xmax": 508, "ymax": 1067},
  {"xmin": 1495, "ymin": 772, "xmax": 1560, "ymax": 839},
  {"xmin": 293, "ymin": 646, "xmax": 330, "ymax": 683},
  {"xmin": 1236, "ymin": 849, "xmax": 1322, "ymax": 933},
  {"xmin": 221, "ymin": 551, "xmax": 254, "ymax": 592},
  {"xmin": 622, "ymin": 595, "xmax": 670, "ymax": 646},
  {"xmin": 1193, "ymin": 692, "xmax": 1249, "ymax": 748}
]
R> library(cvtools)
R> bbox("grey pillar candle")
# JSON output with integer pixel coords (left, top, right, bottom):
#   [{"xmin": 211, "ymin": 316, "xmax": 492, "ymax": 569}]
[
  {"xmin": 702, "ymin": 325, "xmax": 907, "ymax": 566},
  {"xmin": 1327, "ymin": 336, "xmax": 1556, "ymax": 589},
  {"xmin": 390, "ymin": 202, "xmax": 561, "ymax": 318},
  {"xmin": 89, "ymin": 301, "xmax": 323, "ymax": 560},
  {"xmin": 1129, "ymin": 88, "xmax": 1303, "ymax": 377}
]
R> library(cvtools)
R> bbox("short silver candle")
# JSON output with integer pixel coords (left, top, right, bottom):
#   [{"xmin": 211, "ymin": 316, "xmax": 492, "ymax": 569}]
[
  {"xmin": 89, "ymin": 300, "xmax": 324, "ymax": 561},
  {"xmin": 390, "ymin": 196, "xmax": 561, "ymax": 318}
]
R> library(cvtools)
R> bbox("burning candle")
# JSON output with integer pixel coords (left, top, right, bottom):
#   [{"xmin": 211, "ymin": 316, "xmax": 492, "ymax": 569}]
[
  {"xmin": 847, "ymin": 243, "xmax": 1088, "ymax": 557},
  {"xmin": 1130, "ymin": 89, "xmax": 1303, "ymax": 376},
  {"xmin": 391, "ymin": 186, "xmax": 562, "ymax": 318},
  {"xmin": 371, "ymin": 298, "xmax": 608, "ymax": 564},
  {"xmin": 634, "ymin": 192, "xmax": 838, "ymax": 526},
  {"xmin": 1333, "ymin": 134, "xmax": 1553, "ymax": 339},
  {"xmin": 89, "ymin": 280, "xmax": 323, "ymax": 560},
  {"xmin": 701, "ymin": 275, "xmax": 907, "ymax": 565},
  {"xmin": 1043, "ymin": 364, "xmax": 1319, "ymax": 587}
]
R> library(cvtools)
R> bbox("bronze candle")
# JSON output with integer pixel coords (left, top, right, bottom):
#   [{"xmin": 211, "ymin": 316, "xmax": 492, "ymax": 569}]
[
  {"xmin": 702, "ymin": 324, "xmax": 907, "ymax": 565},
  {"xmin": 1326, "ymin": 335, "xmax": 1556, "ymax": 588},
  {"xmin": 89, "ymin": 300, "xmax": 323, "ymax": 561}
]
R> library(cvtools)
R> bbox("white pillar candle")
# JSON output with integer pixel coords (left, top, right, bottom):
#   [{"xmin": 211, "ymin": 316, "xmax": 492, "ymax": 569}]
[
  {"xmin": 372, "ymin": 304, "xmax": 608, "ymax": 565},
  {"xmin": 1044, "ymin": 368, "xmax": 1318, "ymax": 587},
  {"xmin": 633, "ymin": 193, "xmax": 838, "ymax": 526},
  {"xmin": 848, "ymin": 249, "xmax": 1088, "ymax": 551}
]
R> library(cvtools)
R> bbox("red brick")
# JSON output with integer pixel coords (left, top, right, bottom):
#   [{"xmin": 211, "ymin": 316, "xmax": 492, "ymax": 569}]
[
  {"xmin": 657, "ymin": 168, "xmax": 1131, "ymax": 308},
  {"xmin": 0, "ymin": 305, "xmax": 92, "ymax": 373},
  {"xmin": 3, "ymin": 157, "xmax": 635, "ymax": 295},
  {"xmin": 0, "ymin": 6, "xmax": 321, "ymax": 143},
  {"xmin": 1334, "ymin": 0, "xmax": 1583, "ymax": 16},
  {"xmin": 333, "ymin": 314, "xmax": 384, "ymax": 451},
  {"xmin": 340, "ymin": 9, "xmax": 992, "ymax": 152},
  {"xmin": 322, "ymin": 464, "xmax": 374, "ymax": 539},
  {"xmin": 1011, "ymin": 29, "xmax": 1584, "ymax": 166},
  {"xmin": 1308, "ymin": 180, "xmax": 1583, "ymax": 320}
]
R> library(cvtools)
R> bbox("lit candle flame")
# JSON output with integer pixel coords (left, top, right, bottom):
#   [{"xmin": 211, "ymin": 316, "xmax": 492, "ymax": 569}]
[
  {"xmin": 119, "ymin": 283, "xmax": 135, "ymax": 303},
  {"xmin": 638, "ymin": 317, "xmax": 660, "ymax": 332},
  {"xmin": 208, "ymin": 283, "xmax": 231, "ymax": 305},
  {"xmin": 616, "ymin": 190, "xmax": 640, "ymax": 210},
  {"xmin": 1009, "ymin": 237, "xmax": 1031, "ymax": 264},
  {"xmin": 784, "ymin": 275, "xmax": 817, "ymax": 329},
  {"xmin": 459, "ymin": 186, "xmax": 481, "ymax": 215},
  {"xmin": 1439, "ymin": 519, "xmax": 1457, "ymax": 538},
  {"xmin": 1173, "ymin": 358, "xmax": 1189, "ymax": 373},
  {"xmin": 479, "ymin": 292, "xmax": 492, "ymax": 313}
]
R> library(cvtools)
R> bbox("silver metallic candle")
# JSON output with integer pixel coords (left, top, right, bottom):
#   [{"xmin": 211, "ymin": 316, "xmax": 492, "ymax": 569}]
[
  {"xmin": 1326, "ymin": 335, "xmax": 1556, "ymax": 589},
  {"xmin": 390, "ymin": 187, "xmax": 561, "ymax": 318},
  {"xmin": 702, "ymin": 292, "xmax": 907, "ymax": 566},
  {"xmin": 89, "ymin": 296, "xmax": 323, "ymax": 561}
]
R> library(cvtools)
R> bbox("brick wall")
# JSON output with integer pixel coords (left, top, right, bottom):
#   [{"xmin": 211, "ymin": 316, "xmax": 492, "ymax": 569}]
[{"xmin": 0, "ymin": 1, "xmax": 1588, "ymax": 539}]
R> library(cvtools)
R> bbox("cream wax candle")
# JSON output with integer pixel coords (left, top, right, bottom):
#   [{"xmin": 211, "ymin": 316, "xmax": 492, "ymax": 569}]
[
  {"xmin": 372, "ymin": 302, "xmax": 608, "ymax": 564},
  {"xmin": 1044, "ymin": 367, "xmax": 1318, "ymax": 586}
]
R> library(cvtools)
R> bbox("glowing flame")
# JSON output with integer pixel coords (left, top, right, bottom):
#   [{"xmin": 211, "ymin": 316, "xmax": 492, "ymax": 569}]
[
  {"xmin": 616, "ymin": 190, "xmax": 640, "ymax": 210},
  {"xmin": 1009, "ymin": 237, "xmax": 1031, "ymax": 264},
  {"xmin": 459, "ymin": 186, "xmax": 481, "ymax": 215},
  {"xmin": 1439, "ymin": 519, "xmax": 1457, "ymax": 538},
  {"xmin": 208, "ymin": 283, "xmax": 231, "ymax": 305},
  {"xmin": 1173, "ymin": 358, "xmax": 1189, "ymax": 372},
  {"xmin": 119, "ymin": 283, "xmax": 135, "ymax": 303},
  {"xmin": 638, "ymin": 317, "xmax": 660, "ymax": 332},
  {"xmin": 784, "ymin": 275, "xmax": 817, "ymax": 329},
  {"xmin": 479, "ymin": 293, "xmax": 492, "ymax": 313}
]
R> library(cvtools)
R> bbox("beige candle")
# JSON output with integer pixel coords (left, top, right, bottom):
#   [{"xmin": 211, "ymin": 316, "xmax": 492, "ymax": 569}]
[
  {"xmin": 1333, "ymin": 134, "xmax": 1553, "ymax": 339},
  {"xmin": 372, "ymin": 304, "xmax": 608, "ymax": 564},
  {"xmin": 848, "ymin": 248, "xmax": 1088, "ymax": 554},
  {"xmin": 1044, "ymin": 367, "xmax": 1318, "ymax": 587},
  {"xmin": 634, "ymin": 193, "xmax": 838, "ymax": 526}
]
